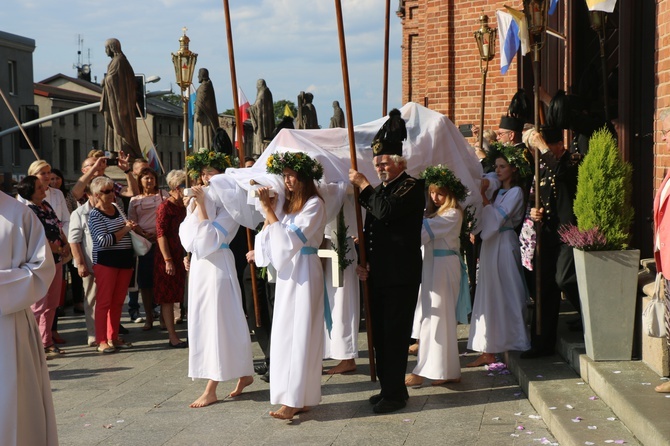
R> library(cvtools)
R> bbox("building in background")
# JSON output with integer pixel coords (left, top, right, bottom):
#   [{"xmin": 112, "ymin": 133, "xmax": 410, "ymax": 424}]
[{"xmin": 0, "ymin": 30, "xmax": 36, "ymax": 191}]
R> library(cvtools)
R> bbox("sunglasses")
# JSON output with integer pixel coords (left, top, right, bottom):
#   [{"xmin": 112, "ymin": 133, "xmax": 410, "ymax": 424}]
[{"xmin": 99, "ymin": 189, "xmax": 114, "ymax": 195}]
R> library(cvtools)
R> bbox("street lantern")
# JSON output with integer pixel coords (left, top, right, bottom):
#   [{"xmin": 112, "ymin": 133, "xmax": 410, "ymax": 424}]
[
  {"xmin": 523, "ymin": 0, "xmax": 550, "ymax": 335},
  {"xmin": 473, "ymin": 14, "xmax": 497, "ymax": 152},
  {"xmin": 171, "ymin": 27, "xmax": 197, "ymax": 186},
  {"xmin": 171, "ymin": 28, "xmax": 198, "ymax": 90}
]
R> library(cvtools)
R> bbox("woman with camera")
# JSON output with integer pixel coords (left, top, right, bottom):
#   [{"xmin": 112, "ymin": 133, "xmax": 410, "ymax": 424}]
[{"xmin": 88, "ymin": 176, "xmax": 136, "ymax": 353}]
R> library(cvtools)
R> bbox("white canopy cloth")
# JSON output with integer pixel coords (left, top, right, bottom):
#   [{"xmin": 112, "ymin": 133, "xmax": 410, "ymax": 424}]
[{"xmin": 208, "ymin": 102, "xmax": 484, "ymax": 232}]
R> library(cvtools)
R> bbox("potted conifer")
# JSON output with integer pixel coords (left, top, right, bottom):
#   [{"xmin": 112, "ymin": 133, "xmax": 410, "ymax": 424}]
[{"xmin": 558, "ymin": 128, "xmax": 640, "ymax": 361}]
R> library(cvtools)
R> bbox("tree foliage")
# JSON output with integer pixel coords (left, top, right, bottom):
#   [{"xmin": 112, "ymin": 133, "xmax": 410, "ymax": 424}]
[
  {"xmin": 573, "ymin": 128, "xmax": 634, "ymax": 250},
  {"xmin": 158, "ymin": 93, "xmax": 182, "ymax": 107}
]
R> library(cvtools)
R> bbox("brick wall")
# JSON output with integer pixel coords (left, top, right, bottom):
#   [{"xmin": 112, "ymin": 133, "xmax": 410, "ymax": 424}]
[
  {"xmin": 656, "ymin": 0, "xmax": 670, "ymax": 189},
  {"xmin": 399, "ymin": 0, "xmax": 519, "ymax": 138}
]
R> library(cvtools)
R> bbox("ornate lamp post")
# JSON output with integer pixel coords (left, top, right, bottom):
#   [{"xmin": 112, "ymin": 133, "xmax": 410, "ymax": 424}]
[
  {"xmin": 587, "ymin": 6, "xmax": 609, "ymax": 121},
  {"xmin": 171, "ymin": 27, "xmax": 198, "ymax": 186},
  {"xmin": 473, "ymin": 14, "xmax": 497, "ymax": 151},
  {"xmin": 523, "ymin": 0, "xmax": 549, "ymax": 333}
]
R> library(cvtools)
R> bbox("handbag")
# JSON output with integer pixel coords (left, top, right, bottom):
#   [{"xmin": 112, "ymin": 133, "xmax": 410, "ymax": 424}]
[
  {"xmin": 112, "ymin": 203, "xmax": 152, "ymax": 257},
  {"xmin": 643, "ymin": 273, "xmax": 667, "ymax": 338}
]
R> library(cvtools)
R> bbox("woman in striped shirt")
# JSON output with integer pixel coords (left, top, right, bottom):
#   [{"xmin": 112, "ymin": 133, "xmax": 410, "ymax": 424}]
[{"xmin": 88, "ymin": 176, "xmax": 137, "ymax": 353}]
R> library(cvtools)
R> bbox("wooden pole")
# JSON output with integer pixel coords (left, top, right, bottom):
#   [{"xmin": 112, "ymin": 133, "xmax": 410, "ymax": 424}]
[
  {"xmin": 0, "ymin": 86, "xmax": 40, "ymax": 160},
  {"xmin": 334, "ymin": 0, "xmax": 376, "ymax": 382},
  {"xmin": 136, "ymin": 103, "xmax": 166, "ymax": 174},
  {"xmin": 382, "ymin": 0, "xmax": 391, "ymax": 116},
  {"xmin": 222, "ymin": 0, "xmax": 262, "ymax": 327}
]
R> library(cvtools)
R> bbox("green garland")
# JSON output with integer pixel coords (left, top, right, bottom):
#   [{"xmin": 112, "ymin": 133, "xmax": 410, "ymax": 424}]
[
  {"xmin": 186, "ymin": 148, "xmax": 233, "ymax": 180},
  {"xmin": 333, "ymin": 207, "xmax": 354, "ymax": 272},
  {"xmin": 420, "ymin": 164, "xmax": 469, "ymax": 202},
  {"xmin": 266, "ymin": 151, "xmax": 324, "ymax": 181},
  {"xmin": 485, "ymin": 142, "xmax": 533, "ymax": 179}
]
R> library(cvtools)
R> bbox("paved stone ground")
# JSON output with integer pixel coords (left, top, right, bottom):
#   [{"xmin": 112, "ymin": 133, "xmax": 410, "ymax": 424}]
[{"xmin": 50, "ymin": 313, "xmax": 558, "ymax": 446}]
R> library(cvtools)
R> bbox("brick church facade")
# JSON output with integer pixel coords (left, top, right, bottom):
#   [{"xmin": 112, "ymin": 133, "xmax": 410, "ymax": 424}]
[{"xmin": 398, "ymin": 0, "xmax": 665, "ymax": 257}]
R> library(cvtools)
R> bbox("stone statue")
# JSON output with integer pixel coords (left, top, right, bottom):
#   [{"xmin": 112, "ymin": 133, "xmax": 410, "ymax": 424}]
[
  {"xmin": 248, "ymin": 79, "xmax": 275, "ymax": 155},
  {"xmin": 100, "ymin": 38, "xmax": 142, "ymax": 159},
  {"xmin": 296, "ymin": 91, "xmax": 319, "ymax": 130},
  {"xmin": 193, "ymin": 68, "xmax": 220, "ymax": 151},
  {"xmin": 329, "ymin": 100, "xmax": 345, "ymax": 128}
]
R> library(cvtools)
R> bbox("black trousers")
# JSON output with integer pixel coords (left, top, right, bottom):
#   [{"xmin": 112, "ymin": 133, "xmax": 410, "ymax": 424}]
[
  {"xmin": 369, "ymin": 283, "xmax": 420, "ymax": 402},
  {"xmin": 529, "ymin": 242, "xmax": 579, "ymax": 352},
  {"xmin": 244, "ymin": 264, "xmax": 275, "ymax": 363}
]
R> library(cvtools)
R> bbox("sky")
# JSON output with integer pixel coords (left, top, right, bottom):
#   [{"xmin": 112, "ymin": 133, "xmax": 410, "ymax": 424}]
[{"xmin": 2, "ymin": 0, "xmax": 403, "ymax": 127}]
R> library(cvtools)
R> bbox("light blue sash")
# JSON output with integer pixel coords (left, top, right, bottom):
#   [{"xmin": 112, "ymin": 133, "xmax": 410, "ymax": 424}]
[
  {"xmin": 297, "ymin": 245, "xmax": 332, "ymax": 334},
  {"xmin": 433, "ymin": 248, "xmax": 471, "ymax": 324}
]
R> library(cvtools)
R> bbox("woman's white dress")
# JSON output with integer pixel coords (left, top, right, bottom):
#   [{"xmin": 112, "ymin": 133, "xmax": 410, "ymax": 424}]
[
  {"xmin": 412, "ymin": 208, "xmax": 463, "ymax": 380},
  {"xmin": 255, "ymin": 195, "xmax": 327, "ymax": 408},
  {"xmin": 468, "ymin": 186, "xmax": 530, "ymax": 353},
  {"xmin": 180, "ymin": 197, "xmax": 253, "ymax": 382}
]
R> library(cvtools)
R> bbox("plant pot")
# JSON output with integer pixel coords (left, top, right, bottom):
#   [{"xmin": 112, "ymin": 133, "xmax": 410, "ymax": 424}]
[{"xmin": 573, "ymin": 249, "xmax": 641, "ymax": 361}]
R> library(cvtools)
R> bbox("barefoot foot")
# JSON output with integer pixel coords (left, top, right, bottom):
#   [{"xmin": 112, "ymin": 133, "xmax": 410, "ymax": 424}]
[
  {"xmin": 408, "ymin": 342, "xmax": 419, "ymax": 355},
  {"xmin": 325, "ymin": 359, "xmax": 357, "ymax": 375},
  {"xmin": 189, "ymin": 392, "xmax": 218, "ymax": 408},
  {"xmin": 269, "ymin": 405, "xmax": 307, "ymax": 420},
  {"xmin": 229, "ymin": 375, "xmax": 254, "ymax": 397},
  {"xmin": 655, "ymin": 381, "xmax": 670, "ymax": 393},
  {"xmin": 405, "ymin": 373, "xmax": 424, "ymax": 387},
  {"xmin": 466, "ymin": 353, "xmax": 496, "ymax": 368}
]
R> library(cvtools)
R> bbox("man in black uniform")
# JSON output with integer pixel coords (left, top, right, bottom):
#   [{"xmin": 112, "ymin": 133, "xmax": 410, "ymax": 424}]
[
  {"xmin": 522, "ymin": 125, "xmax": 580, "ymax": 358},
  {"xmin": 349, "ymin": 109, "xmax": 425, "ymax": 414}
]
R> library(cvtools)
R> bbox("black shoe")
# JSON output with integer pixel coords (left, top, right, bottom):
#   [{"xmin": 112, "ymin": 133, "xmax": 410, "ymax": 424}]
[
  {"xmin": 254, "ymin": 364, "xmax": 268, "ymax": 375},
  {"xmin": 259, "ymin": 371, "xmax": 270, "ymax": 383},
  {"xmin": 520, "ymin": 348, "xmax": 554, "ymax": 359},
  {"xmin": 368, "ymin": 393, "xmax": 383, "ymax": 405},
  {"xmin": 56, "ymin": 306, "xmax": 65, "ymax": 317},
  {"xmin": 73, "ymin": 304, "xmax": 85, "ymax": 315},
  {"xmin": 373, "ymin": 398, "xmax": 406, "ymax": 414},
  {"xmin": 118, "ymin": 324, "xmax": 129, "ymax": 335}
]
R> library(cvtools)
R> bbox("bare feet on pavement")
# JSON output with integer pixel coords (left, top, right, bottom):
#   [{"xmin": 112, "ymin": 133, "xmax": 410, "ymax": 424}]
[
  {"xmin": 405, "ymin": 373, "xmax": 424, "ymax": 387},
  {"xmin": 466, "ymin": 353, "xmax": 496, "ymax": 368},
  {"xmin": 655, "ymin": 381, "xmax": 670, "ymax": 393},
  {"xmin": 325, "ymin": 359, "xmax": 356, "ymax": 375},
  {"xmin": 189, "ymin": 392, "xmax": 218, "ymax": 408},
  {"xmin": 408, "ymin": 342, "xmax": 419, "ymax": 355},
  {"xmin": 229, "ymin": 375, "xmax": 254, "ymax": 397},
  {"xmin": 269, "ymin": 405, "xmax": 309, "ymax": 420}
]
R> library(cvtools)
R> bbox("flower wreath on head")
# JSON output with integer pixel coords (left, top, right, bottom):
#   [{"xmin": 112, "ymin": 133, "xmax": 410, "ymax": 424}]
[
  {"xmin": 266, "ymin": 151, "xmax": 324, "ymax": 181},
  {"xmin": 186, "ymin": 147, "xmax": 234, "ymax": 180},
  {"xmin": 420, "ymin": 164, "xmax": 469, "ymax": 202},
  {"xmin": 485, "ymin": 142, "xmax": 533, "ymax": 179}
]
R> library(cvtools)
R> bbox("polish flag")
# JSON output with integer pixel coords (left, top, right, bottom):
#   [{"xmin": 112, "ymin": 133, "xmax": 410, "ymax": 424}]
[{"xmin": 236, "ymin": 87, "xmax": 250, "ymax": 148}]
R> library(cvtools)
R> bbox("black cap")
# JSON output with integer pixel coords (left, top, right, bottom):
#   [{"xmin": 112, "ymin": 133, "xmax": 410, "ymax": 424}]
[
  {"xmin": 372, "ymin": 109, "xmax": 407, "ymax": 156},
  {"xmin": 499, "ymin": 115, "xmax": 524, "ymax": 133}
]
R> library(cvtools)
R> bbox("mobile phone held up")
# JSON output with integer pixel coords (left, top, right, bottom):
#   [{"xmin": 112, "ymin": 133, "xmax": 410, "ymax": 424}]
[{"xmin": 458, "ymin": 124, "xmax": 473, "ymax": 138}]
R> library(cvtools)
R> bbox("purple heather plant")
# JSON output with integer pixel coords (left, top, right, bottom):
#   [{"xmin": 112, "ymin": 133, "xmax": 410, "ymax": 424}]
[{"xmin": 558, "ymin": 224, "xmax": 608, "ymax": 251}]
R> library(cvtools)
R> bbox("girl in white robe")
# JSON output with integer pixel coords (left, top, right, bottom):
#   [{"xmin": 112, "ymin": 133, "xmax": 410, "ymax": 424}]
[
  {"xmin": 179, "ymin": 184, "xmax": 254, "ymax": 408},
  {"xmin": 467, "ymin": 149, "xmax": 531, "ymax": 366},
  {"xmin": 253, "ymin": 151, "xmax": 327, "ymax": 420},
  {"xmin": 405, "ymin": 166, "xmax": 466, "ymax": 386}
]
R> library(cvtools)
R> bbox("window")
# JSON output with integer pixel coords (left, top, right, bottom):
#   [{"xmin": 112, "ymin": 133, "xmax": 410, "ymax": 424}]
[
  {"xmin": 158, "ymin": 123, "xmax": 163, "ymax": 135},
  {"xmin": 92, "ymin": 113, "xmax": 98, "ymax": 128},
  {"xmin": 168, "ymin": 124, "xmax": 172, "ymax": 136},
  {"xmin": 0, "ymin": 127, "xmax": 4, "ymax": 166},
  {"xmin": 59, "ymin": 109, "xmax": 65, "ymax": 126},
  {"xmin": 92, "ymin": 140, "xmax": 99, "ymax": 151},
  {"xmin": 59, "ymin": 139, "xmax": 67, "ymax": 168},
  {"xmin": 73, "ymin": 113, "xmax": 80, "ymax": 126},
  {"xmin": 73, "ymin": 140, "xmax": 81, "ymax": 173},
  {"xmin": 12, "ymin": 134, "xmax": 20, "ymax": 166},
  {"xmin": 7, "ymin": 60, "xmax": 17, "ymax": 95}
]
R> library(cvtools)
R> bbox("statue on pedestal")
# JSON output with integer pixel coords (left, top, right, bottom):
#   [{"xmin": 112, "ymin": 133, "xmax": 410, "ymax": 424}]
[
  {"xmin": 296, "ymin": 91, "xmax": 319, "ymax": 130},
  {"xmin": 249, "ymin": 79, "xmax": 275, "ymax": 155},
  {"xmin": 100, "ymin": 38, "xmax": 142, "ymax": 159},
  {"xmin": 329, "ymin": 100, "xmax": 345, "ymax": 128},
  {"xmin": 193, "ymin": 68, "xmax": 220, "ymax": 151}
]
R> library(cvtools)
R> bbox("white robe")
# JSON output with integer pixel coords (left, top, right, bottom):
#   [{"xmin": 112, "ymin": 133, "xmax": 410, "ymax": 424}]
[
  {"xmin": 180, "ymin": 197, "xmax": 253, "ymax": 382},
  {"xmin": 412, "ymin": 208, "xmax": 463, "ymax": 380},
  {"xmin": 468, "ymin": 186, "xmax": 530, "ymax": 353},
  {"xmin": 255, "ymin": 195, "xmax": 327, "ymax": 408},
  {"xmin": 0, "ymin": 192, "xmax": 57, "ymax": 446}
]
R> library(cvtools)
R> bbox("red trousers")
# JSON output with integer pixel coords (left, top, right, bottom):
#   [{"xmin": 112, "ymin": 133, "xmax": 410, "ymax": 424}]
[{"xmin": 93, "ymin": 264, "xmax": 133, "ymax": 344}]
